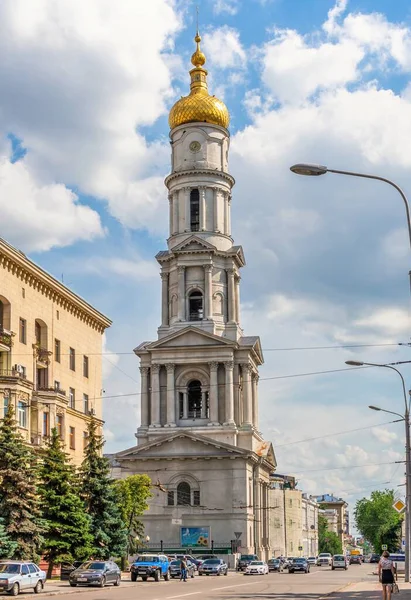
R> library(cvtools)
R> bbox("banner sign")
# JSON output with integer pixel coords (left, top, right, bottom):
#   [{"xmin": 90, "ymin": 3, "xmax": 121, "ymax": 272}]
[{"xmin": 181, "ymin": 526, "xmax": 210, "ymax": 548}]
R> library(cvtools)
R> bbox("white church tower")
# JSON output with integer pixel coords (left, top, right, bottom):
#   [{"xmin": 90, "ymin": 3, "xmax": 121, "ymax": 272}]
[{"xmin": 115, "ymin": 32, "xmax": 276, "ymax": 558}]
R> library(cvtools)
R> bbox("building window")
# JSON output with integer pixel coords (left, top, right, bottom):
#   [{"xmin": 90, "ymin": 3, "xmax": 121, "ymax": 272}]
[
  {"xmin": 289, "ymin": 499, "xmax": 292, "ymax": 507},
  {"xmin": 83, "ymin": 394, "xmax": 89, "ymax": 415},
  {"xmin": 69, "ymin": 348, "xmax": 75, "ymax": 371},
  {"xmin": 42, "ymin": 412, "xmax": 49, "ymax": 437},
  {"xmin": 69, "ymin": 426, "xmax": 75, "ymax": 450},
  {"xmin": 56, "ymin": 310, "xmax": 59, "ymax": 320},
  {"xmin": 56, "ymin": 414, "xmax": 63, "ymax": 438},
  {"xmin": 22, "ymin": 288, "xmax": 25, "ymax": 298},
  {"xmin": 188, "ymin": 380, "xmax": 203, "ymax": 418},
  {"xmin": 177, "ymin": 481, "xmax": 191, "ymax": 506},
  {"xmin": 83, "ymin": 431, "xmax": 89, "ymax": 450},
  {"xmin": 83, "ymin": 355, "xmax": 89, "ymax": 378},
  {"xmin": 167, "ymin": 491, "xmax": 175, "ymax": 506},
  {"xmin": 69, "ymin": 388, "xmax": 75, "ymax": 409},
  {"xmin": 17, "ymin": 401, "xmax": 27, "ymax": 428},
  {"xmin": 3, "ymin": 395, "xmax": 9, "ymax": 417},
  {"xmin": 190, "ymin": 189, "xmax": 200, "ymax": 231},
  {"xmin": 193, "ymin": 490, "xmax": 200, "ymax": 506},
  {"xmin": 188, "ymin": 290, "xmax": 203, "ymax": 321},
  {"xmin": 54, "ymin": 339, "xmax": 61, "ymax": 362},
  {"xmin": 19, "ymin": 318, "xmax": 27, "ymax": 344},
  {"xmin": 54, "ymin": 380, "xmax": 60, "ymax": 392}
]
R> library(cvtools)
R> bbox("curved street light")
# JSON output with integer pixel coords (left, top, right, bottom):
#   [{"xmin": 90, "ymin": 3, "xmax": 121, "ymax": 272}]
[{"xmin": 345, "ymin": 360, "xmax": 410, "ymax": 581}]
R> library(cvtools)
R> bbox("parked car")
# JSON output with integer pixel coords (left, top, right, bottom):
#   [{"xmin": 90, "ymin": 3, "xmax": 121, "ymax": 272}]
[
  {"xmin": 69, "ymin": 561, "xmax": 121, "ymax": 587},
  {"xmin": 237, "ymin": 554, "xmax": 259, "ymax": 572},
  {"xmin": 307, "ymin": 557, "xmax": 317, "ymax": 566},
  {"xmin": 130, "ymin": 554, "xmax": 170, "ymax": 582},
  {"xmin": 169, "ymin": 560, "xmax": 196, "ymax": 579},
  {"xmin": 245, "ymin": 561, "xmax": 269, "ymax": 575},
  {"xmin": 369, "ymin": 554, "xmax": 381, "ymax": 564},
  {"xmin": 0, "ymin": 562, "xmax": 46, "ymax": 596},
  {"xmin": 60, "ymin": 561, "xmax": 83, "ymax": 581},
  {"xmin": 198, "ymin": 559, "xmax": 228, "ymax": 576},
  {"xmin": 267, "ymin": 559, "xmax": 283, "ymax": 572},
  {"xmin": 317, "ymin": 553, "xmax": 332, "ymax": 567},
  {"xmin": 289, "ymin": 558, "xmax": 310, "ymax": 574},
  {"xmin": 332, "ymin": 555, "xmax": 348, "ymax": 570},
  {"xmin": 349, "ymin": 555, "xmax": 362, "ymax": 565}
]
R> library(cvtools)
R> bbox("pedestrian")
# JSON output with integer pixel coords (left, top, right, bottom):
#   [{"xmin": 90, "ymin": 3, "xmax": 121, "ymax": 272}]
[
  {"xmin": 378, "ymin": 551, "xmax": 396, "ymax": 600},
  {"xmin": 180, "ymin": 557, "xmax": 187, "ymax": 582}
]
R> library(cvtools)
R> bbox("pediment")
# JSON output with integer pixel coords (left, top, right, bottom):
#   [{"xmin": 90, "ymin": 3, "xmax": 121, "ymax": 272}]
[
  {"xmin": 255, "ymin": 440, "xmax": 277, "ymax": 469},
  {"xmin": 172, "ymin": 235, "xmax": 217, "ymax": 253},
  {"xmin": 116, "ymin": 432, "xmax": 248, "ymax": 460},
  {"xmin": 147, "ymin": 326, "xmax": 235, "ymax": 350}
]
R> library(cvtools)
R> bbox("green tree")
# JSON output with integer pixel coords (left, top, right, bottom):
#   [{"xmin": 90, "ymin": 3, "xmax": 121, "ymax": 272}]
[
  {"xmin": 355, "ymin": 490, "xmax": 402, "ymax": 552},
  {"xmin": 39, "ymin": 429, "xmax": 93, "ymax": 578},
  {"xmin": 0, "ymin": 517, "xmax": 17, "ymax": 559},
  {"xmin": 318, "ymin": 514, "xmax": 343, "ymax": 555},
  {"xmin": 0, "ymin": 404, "xmax": 43, "ymax": 560},
  {"xmin": 80, "ymin": 417, "xmax": 127, "ymax": 558},
  {"xmin": 114, "ymin": 474, "xmax": 152, "ymax": 567}
]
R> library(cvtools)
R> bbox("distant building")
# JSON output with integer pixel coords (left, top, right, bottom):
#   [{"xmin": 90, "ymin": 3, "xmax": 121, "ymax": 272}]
[
  {"xmin": 302, "ymin": 495, "xmax": 319, "ymax": 557},
  {"xmin": 315, "ymin": 494, "xmax": 349, "ymax": 549}
]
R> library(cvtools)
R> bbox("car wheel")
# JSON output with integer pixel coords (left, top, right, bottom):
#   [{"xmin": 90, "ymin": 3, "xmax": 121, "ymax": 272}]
[
  {"xmin": 114, "ymin": 576, "xmax": 120, "ymax": 586},
  {"xmin": 98, "ymin": 577, "xmax": 106, "ymax": 588},
  {"xmin": 142, "ymin": 576, "xmax": 148, "ymax": 582},
  {"xmin": 191, "ymin": 572, "xmax": 195, "ymax": 579},
  {"xmin": 69, "ymin": 583, "xmax": 77, "ymax": 587},
  {"xmin": 34, "ymin": 581, "xmax": 43, "ymax": 594},
  {"xmin": 154, "ymin": 570, "xmax": 160, "ymax": 582},
  {"xmin": 8, "ymin": 583, "xmax": 19, "ymax": 596},
  {"xmin": 131, "ymin": 573, "xmax": 137, "ymax": 582},
  {"xmin": 224, "ymin": 571, "xmax": 228, "ymax": 576},
  {"xmin": 199, "ymin": 573, "xmax": 202, "ymax": 576},
  {"xmin": 217, "ymin": 572, "xmax": 221, "ymax": 576},
  {"xmin": 164, "ymin": 570, "xmax": 170, "ymax": 581}
]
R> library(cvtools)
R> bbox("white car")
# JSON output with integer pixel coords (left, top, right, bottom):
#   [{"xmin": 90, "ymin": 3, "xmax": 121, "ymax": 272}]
[
  {"xmin": 307, "ymin": 557, "xmax": 317, "ymax": 566},
  {"xmin": 245, "ymin": 561, "xmax": 269, "ymax": 575},
  {"xmin": 0, "ymin": 562, "xmax": 46, "ymax": 595},
  {"xmin": 332, "ymin": 555, "xmax": 348, "ymax": 570},
  {"xmin": 317, "ymin": 553, "xmax": 332, "ymax": 566}
]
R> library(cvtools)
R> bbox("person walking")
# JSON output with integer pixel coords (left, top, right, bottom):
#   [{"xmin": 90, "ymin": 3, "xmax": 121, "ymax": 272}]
[
  {"xmin": 378, "ymin": 551, "xmax": 396, "ymax": 600},
  {"xmin": 180, "ymin": 557, "xmax": 187, "ymax": 582}
]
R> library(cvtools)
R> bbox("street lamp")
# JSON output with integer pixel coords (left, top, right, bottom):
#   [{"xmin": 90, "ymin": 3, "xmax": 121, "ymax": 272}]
[
  {"xmin": 290, "ymin": 164, "xmax": 411, "ymax": 292},
  {"xmin": 345, "ymin": 360, "xmax": 411, "ymax": 581}
]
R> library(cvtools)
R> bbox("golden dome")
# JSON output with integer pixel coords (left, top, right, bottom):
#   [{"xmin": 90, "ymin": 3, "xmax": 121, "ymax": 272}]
[{"xmin": 169, "ymin": 33, "xmax": 230, "ymax": 130}]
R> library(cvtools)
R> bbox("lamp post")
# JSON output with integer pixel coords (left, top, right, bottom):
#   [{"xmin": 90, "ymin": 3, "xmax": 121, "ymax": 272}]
[
  {"xmin": 289, "ymin": 164, "xmax": 411, "ymax": 294},
  {"xmin": 345, "ymin": 360, "xmax": 411, "ymax": 581}
]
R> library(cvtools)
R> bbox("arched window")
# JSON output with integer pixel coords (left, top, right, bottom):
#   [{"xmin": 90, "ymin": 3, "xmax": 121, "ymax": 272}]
[
  {"xmin": 190, "ymin": 189, "xmax": 200, "ymax": 231},
  {"xmin": 188, "ymin": 380, "xmax": 202, "ymax": 418},
  {"xmin": 189, "ymin": 291, "xmax": 203, "ymax": 321},
  {"xmin": 177, "ymin": 481, "xmax": 191, "ymax": 505}
]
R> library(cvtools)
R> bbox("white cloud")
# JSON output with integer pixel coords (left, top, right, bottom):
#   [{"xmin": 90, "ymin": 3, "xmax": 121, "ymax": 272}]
[
  {"xmin": 203, "ymin": 26, "xmax": 246, "ymax": 69},
  {"xmin": 0, "ymin": 157, "xmax": 103, "ymax": 252},
  {"xmin": 372, "ymin": 427, "xmax": 398, "ymax": 444},
  {"xmin": 84, "ymin": 256, "xmax": 158, "ymax": 282},
  {"xmin": 211, "ymin": 0, "xmax": 239, "ymax": 16}
]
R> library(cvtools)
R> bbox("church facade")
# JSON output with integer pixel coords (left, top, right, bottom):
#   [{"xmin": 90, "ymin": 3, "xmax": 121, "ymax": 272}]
[{"xmin": 113, "ymin": 32, "xmax": 276, "ymax": 558}]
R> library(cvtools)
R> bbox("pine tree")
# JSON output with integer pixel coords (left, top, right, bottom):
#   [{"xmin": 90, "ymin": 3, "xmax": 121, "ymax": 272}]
[
  {"xmin": 39, "ymin": 429, "xmax": 93, "ymax": 577},
  {"xmin": 0, "ymin": 404, "xmax": 43, "ymax": 560},
  {"xmin": 0, "ymin": 517, "xmax": 17, "ymax": 559},
  {"xmin": 80, "ymin": 417, "xmax": 127, "ymax": 559}
]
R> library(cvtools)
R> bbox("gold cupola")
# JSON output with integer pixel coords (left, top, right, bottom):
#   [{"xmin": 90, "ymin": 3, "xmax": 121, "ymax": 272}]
[{"xmin": 169, "ymin": 32, "xmax": 230, "ymax": 130}]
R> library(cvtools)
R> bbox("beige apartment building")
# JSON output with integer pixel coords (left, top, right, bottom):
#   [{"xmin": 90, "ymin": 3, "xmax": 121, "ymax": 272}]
[{"xmin": 0, "ymin": 238, "xmax": 111, "ymax": 464}]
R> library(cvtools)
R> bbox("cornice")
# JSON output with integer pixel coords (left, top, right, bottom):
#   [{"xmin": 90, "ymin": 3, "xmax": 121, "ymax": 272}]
[
  {"xmin": 0, "ymin": 238, "xmax": 111, "ymax": 333},
  {"xmin": 164, "ymin": 168, "xmax": 235, "ymax": 188}
]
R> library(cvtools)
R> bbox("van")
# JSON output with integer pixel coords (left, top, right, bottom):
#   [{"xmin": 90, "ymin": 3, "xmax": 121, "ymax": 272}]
[{"xmin": 332, "ymin": 555, "xmax": 347, "ymax": 570}]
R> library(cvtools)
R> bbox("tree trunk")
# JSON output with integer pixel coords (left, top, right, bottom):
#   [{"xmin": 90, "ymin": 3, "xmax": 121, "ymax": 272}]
[{"xmin": 47, "ymin": 561, "xmax": 54, "ymax": 580}]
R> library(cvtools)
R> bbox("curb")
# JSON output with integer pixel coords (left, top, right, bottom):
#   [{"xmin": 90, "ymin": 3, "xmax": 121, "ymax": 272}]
[{"xmin": 317, "ymin": 582, "xmax": 355, "ymax": 600}]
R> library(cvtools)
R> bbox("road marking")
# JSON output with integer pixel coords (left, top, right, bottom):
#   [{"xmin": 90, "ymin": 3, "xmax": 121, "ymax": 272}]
[
  {"xmin": 166, "ymin": 592, "xmax": 203, "ymax": 599},
  {"xmin": 211, "ymin": 581, "xmax": 267, "ymax": 591}
]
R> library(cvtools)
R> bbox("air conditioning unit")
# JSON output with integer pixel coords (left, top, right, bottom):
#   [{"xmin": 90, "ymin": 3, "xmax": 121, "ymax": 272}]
[{"xmin": 13, "ymin": 364, "xmax": 24, "ymax": 374}]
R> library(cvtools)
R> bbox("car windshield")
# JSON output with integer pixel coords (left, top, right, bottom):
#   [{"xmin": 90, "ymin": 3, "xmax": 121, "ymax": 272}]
[
  {"xmin": 204, "ymin": 559, "xmax": 220, "ymax": 564},
  {"xmin": 294, "ymin": 559, "xmax": 305, "ymax": 563},
  {"xmin": 334, "ymin": 556, "xmax": 345, "ymax": 561},
  {"xmin": 308, "ymin": 557, "xmax": 316, "ymax": 560},
  {"xmin": 241, "ymin": 555, "xmax": 256, "ymax": 560},
  {"xmin": 250, "ymin": 562, "xmax": 263, "ymax": 566},
  {"xmin": 135, "ymin": 556, "xmax": 159, "ymax": 562},
  {"xmin": 0, "ymin": 564, "xmax": 20, "ymax": 574},
  {"xmin": 170, "ymin": 561, "xmax": 180, "ymax": 566},
  {"xmin": 269, "ymin": 559, "xmax": 279, "ymax": 564},
  {"xmin": 81, "ymin": 562, "xmax": 105, "ymax": 570}
]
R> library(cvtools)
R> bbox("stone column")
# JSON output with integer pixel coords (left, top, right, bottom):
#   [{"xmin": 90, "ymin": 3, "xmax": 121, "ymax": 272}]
[
  {"xmin": 177, "ymin": 266, "xmax": 185, "ymax": 321},
  {"xmin": 200, "ymin": 187, "xmax": 206, "ymax": 231},
  {"xmin": 208, "ymin": 362, "xmax": 219, "ymax": 425},
  {"xmin": 204, "ymin": 265, "xmax": 213, "ymax": 320},
  {"xmin": 252, "ymin": 373, "xmax": 259, "ymax": 430},
  {"xmin": 160, "ymin": 272, "xmax": 169, "ymax": 327},
  {"xmin": 173, "ymin": 191, "xmax": 179, "ymax": 234},
  {"xmin": 201, "ymin": 391, "xmax": 207, "ymax": 418},
  {"xmin": 242, "ymin": 363, "xmax": 253, "ymax": 426},
  {"xmin": 227, "ymin": 195, "xmax": 232, "ymax": 236},
  {"xmin": 224, "ymin": 361, "xmax": 235, "ymax": 425},
  {"xmin": 168, "ymin": 194, "xmax": 173, "ymax": 237},
  {"xmin": 151, "ymin": 364, "xmax": 161, "ymax": 427},
  {"xmin": 165, "ymin": 364, "xmax": 176, "ymax": 426},
  {"xmin": 224, "ymin": 192, "xmax": 229, "ymax": 235},
  {"xmin": 213, "ymin": 188, "xmax": 219, "ymax": 231},
  {"xmin": 235, "ymin": 274, "xmax": 241, "ymax": 323},
  {"xmin": 139, "ymin": 366, "xmax": 149, "ymax": 427},
  {"xmin": 185, "ymin": 187, "xmax": 191, "ymax": 231},
  {"xmin": 227, "ymin": 268, "xmax": 236, "ymax": 322},
  {"xmin": 182, "ymin": 391, "xmax": 188, "ymax": 419}
]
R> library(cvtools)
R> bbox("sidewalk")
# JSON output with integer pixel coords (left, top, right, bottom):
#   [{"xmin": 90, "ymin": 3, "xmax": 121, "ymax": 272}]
[
  {"xmin": 16, "ymin": 576, "xmax": 135, "ymax": 598},
  {"xmin": 327, "ymin": 579, "xmax": 411, "ymax": 600}
]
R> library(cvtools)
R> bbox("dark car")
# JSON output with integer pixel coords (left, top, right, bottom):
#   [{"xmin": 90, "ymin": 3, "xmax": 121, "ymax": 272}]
[
  {"xmin": 175, "ymin": 555, "xmax": 201, "ymax": 569},
  {"xmin": 349, "ymin": 555, "xmax": 362, "ymax": 565},
  {"xmin": 169, "ymin": 560, "xmax": 196, "ymax": 579},
  {"xmin": 370, "ymin": 554, "xmax": 381, "ymax": 564},
  {"xmin": 289, "ymin": 558, "xmax": 310, "ymax": 574},
  {"xmin": 237, "ymin": 554, "xmax": 258, "ymax": 572},
  {"xmin": 69, "ymin": 561, "xmax": 121, "ymax": 587},
  {"xmin": 196, "ymin": 555, "xmax": 218, "ymax": 568},
  {"xmin": 198, "ymin": 559, "xmax": 228, "ymax": 576},
  {"xmin": 267, "ymin": 559, "xmax": 283, "ymax": 572},
  {"xmin": 60, "ymin": 561, "xmax": 83, "ymax": 581}
]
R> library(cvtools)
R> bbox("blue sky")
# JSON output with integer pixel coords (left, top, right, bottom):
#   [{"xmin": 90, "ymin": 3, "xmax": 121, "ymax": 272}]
[{"xmin": 2, "ymin": 0, "xmax": 411, "ymax": 523}]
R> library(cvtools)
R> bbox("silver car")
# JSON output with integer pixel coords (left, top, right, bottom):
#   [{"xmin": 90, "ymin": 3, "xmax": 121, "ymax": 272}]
[{"xmin": 0, "ymin": 562, "xmax": 46, "ymax": 596}]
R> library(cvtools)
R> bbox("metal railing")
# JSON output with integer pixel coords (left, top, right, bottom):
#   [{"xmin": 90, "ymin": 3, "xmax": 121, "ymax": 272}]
[
  {"xmin": 0, "ymin": 328, "xmax": 13, "ymax": 349},
  {"xmin": 0, "ymin": 369, "xmax": 26, "ymax": 379}
]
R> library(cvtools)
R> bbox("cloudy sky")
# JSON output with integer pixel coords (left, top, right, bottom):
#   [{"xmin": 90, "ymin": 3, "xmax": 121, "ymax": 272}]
[{"xmin": 2, "ymin": 0, "xmax": 411, "ymax": 525}]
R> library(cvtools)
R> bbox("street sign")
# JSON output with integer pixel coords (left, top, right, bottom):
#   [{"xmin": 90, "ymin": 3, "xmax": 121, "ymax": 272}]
[
  {"xmin": 382, "ymin": 544, "xmax": 388, "ymax": 551},
  {"xmin": 172, "ymin": 518, "xmax": 182, "ymax": 525},
  {"xmin": 234, "ymin": 532, "xmax": 242, "ymax": 540},
  {"xmin": 393, "ymin": 499, "xmax": 406, "ymax": 513}
]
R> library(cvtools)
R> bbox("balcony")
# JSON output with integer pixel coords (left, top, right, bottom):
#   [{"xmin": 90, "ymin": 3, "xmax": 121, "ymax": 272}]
[
  {"xmin": 33, "ymin": 344, "xmax": 51, "ymax": 368},
  {"xmin": 0, "ymin": 328, "xmax": 14, "ymax": 351}
]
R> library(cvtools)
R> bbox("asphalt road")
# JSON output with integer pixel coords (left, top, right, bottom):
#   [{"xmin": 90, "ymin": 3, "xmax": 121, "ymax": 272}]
[{"xmin": 18, "ymin": 563, "xmax": 377, "ymax": 600}]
